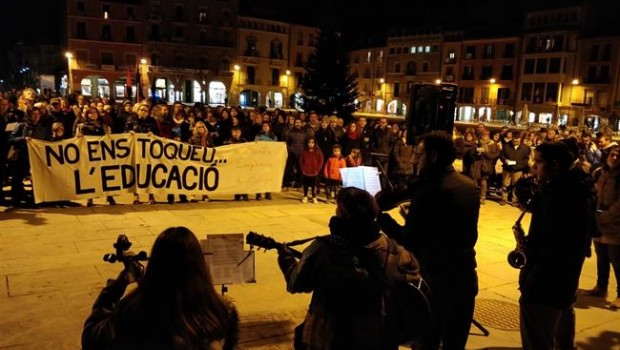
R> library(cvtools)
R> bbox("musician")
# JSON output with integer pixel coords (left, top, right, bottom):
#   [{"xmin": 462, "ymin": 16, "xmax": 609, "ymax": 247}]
[
  {"xmin": 518, "ymin": 142, "xmax": 589, "ymax": 349},
  {"xmin": 376, "ymin": 131, "xmax": 480, "ymax": 350},
  {"xmin": 277, "ymin": 187, "xmax": 421, "ymax": 350},
  {"xmin": 82, "ymin": 227, "xmax": 239, "ymax": 350}
]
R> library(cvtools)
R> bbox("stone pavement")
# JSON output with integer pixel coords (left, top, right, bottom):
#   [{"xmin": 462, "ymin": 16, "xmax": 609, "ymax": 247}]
[{"xmin": 1, "ymin": 191, "xmax": 619, "ymax": 350}]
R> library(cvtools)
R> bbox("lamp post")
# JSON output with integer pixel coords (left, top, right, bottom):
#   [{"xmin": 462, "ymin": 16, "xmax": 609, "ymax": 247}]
[
  {"xmin": 379, "ymin": 78, "xmax": 385, "ymax": 112},
  {"xmin": 285, "ymin": 69, "xmax": 291, "ymax": 107},
  {"xmin": 489, "ymin": 78, "xmax": 496, "ymax": 122},
  {"xmin": 234, "ymin": 64, "xmax": 240, "ymax": 105},
  {"xmin": 65, "ymin": 52, "xmax": 73, "ymax": 95},
  {"xmin": 570, "ymin": 78, "xmax": 580, "ymax": 126}
]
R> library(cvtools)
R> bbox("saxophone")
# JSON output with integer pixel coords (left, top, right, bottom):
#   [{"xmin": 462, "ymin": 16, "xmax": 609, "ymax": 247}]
[
  {"xmin": 507, "ymin": 179, "xmax": 538, "ymax": 269},
  {"xmin": 508, "ymin": 217, "xmax": 527, "ymax": 269}
]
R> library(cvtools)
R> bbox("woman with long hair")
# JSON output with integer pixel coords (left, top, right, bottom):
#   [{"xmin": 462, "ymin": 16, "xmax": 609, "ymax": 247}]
[{"xmin": 82, "ymin": 227, "xmax": 238, "ymax": 350}]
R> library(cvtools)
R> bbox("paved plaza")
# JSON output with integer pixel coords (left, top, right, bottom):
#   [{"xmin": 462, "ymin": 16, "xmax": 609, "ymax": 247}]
[{"xmin": 1, "ymin": 190, "xmax": 619, "ymax": 350}]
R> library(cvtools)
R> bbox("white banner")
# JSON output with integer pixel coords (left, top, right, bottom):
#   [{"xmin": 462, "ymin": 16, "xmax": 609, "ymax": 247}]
[{"xmin": 27, "ymin": 134, "xmax": 287, "ymax": 203}]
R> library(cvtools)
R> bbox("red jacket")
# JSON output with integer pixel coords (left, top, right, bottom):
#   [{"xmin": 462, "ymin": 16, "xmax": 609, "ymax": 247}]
[
  {"xmin": 299, "ymin": 148, "xmax": 324, "ymax": 176},
  {"xmin": 323, "ymin": 156, "xmax": 347, "ymax": 180}
]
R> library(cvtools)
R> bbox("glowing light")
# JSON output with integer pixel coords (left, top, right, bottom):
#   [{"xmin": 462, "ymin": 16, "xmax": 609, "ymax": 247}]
[
  {"xmin": 435, "ymin": 79, "xmax": 441, "ymax": 84},
  {"xmin": 572, "ymin": 79, "xmax": 579, "ymax": 85},
  {"xmin": 234, "ymin": 64, "xmax": 240, "ymax": 71},
  {"xmin": 140, "ymin": 58, "xmax": 147, "ymax": 64}
]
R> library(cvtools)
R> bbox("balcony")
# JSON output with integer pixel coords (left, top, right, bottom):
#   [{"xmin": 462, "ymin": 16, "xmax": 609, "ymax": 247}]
[
  {"xmin": 583, "ymin": 76, "xmax": 611, "ymax": 84},
  {"xmin": 243, "ymin": 50, "xmax": 260, "ymax": 57},
  {"xmin": 101, "ymin": 64, "xmax": 116, "ymax": 71},
  {"xmin": 444, "ymin": 58, "xmax": 456, "ymax": 64}
]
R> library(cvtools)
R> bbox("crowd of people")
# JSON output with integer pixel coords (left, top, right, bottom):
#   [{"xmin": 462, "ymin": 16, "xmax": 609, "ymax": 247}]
[
  {"xmin": 0, "ymin": 88, "xmax": 414, "ymax": 210},
  {"xmin": 3, "ymin": 88, "xmax": 619, "ymax": 349}
]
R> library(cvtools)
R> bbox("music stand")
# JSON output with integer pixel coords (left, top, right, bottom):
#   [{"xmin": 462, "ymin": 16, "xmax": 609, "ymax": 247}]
[{"xmin": 201, "ymin": 233, "xmax": 256, "ymax": 295}]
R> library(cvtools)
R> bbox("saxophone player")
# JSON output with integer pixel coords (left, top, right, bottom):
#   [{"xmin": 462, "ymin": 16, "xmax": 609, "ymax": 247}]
[{"xmin": 519, "ymin": 142, "xmax": 590, "ymax": 350}]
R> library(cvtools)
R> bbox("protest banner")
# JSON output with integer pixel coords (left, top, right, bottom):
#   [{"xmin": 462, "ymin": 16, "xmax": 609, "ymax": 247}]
[{"xmin": 27, "ymin": 134, "xmax": 287, "ymax": 203}]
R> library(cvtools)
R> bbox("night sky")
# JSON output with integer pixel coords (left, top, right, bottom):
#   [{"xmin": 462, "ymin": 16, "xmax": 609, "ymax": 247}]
[{"xmin": 0, "ymin": 0, "xmax": 594, "ymax": 50}]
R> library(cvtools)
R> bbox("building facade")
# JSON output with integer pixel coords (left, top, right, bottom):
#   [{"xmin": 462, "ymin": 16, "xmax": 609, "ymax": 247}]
[
  {"xmin": 65, "ymin": 0, "xmax": 240, "ymax": 104},
  {"xmin": 349, "ymin": 46, "xmax": 387, "ymax": 114},
  {"xmin": 65, "ymin": 0, "xmax": 146, "ymax": 100},
  {"xmin": 452, "ymin": 36, "xmax": 520, "ymax": 124}
]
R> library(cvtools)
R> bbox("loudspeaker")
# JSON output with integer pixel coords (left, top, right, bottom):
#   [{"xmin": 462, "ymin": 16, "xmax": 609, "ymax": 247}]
[{"xmin": 406, "ymin": 83, "xmax": 458, "ymax": 145}]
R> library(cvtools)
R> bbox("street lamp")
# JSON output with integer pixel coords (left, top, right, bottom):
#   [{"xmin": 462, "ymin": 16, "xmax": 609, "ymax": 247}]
[
  {"xmin": 435, "ymin": 79, "xmax": 442, "ymax": 85},
  {"xmin": 65, "ymin": 52, "xmax": 73, "ymax": 95},
  {"xmin": 570, "ymin": 78, "xmax": 580, "ymax": 126},
  {"xmin": 233, "ymin": 65, "xmax": 241, "ymax": 105},
  {"xmin": 379, "ymin": 78, "xmax": 386, "ymax": 112}
]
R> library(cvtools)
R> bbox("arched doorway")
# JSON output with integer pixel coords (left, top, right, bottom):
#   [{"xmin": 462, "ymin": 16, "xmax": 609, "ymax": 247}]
[
  {"xmin": 113, "ymin": 77, "xmax": 136, "ymax": 100},
  {"xmin": 81, "ymin": 76, "xmax": 110, "ymax": 98},
  {"xmin": 153, "ymin": 78, "xmax": 175, "ymax": 104},
  {"xmin": 457, "ymin": 106, "xmax": 475, "ymax": 122},
  {"xmin": 266, "ymin": 90, "xmax": 283, "ymax": 108},
  {"xmin": 240, "ymin": 89, "xmax": 260, "ymax": 107},
  {"xmin": 208, "ymin": 81, "xmax": 227, "ymax": 105},
  {"xmin": 387, "ymin": 100, "xmax": 407, "ymax": 115}
]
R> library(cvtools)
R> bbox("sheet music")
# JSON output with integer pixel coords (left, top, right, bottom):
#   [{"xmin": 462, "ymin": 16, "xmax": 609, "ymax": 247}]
[
  {"xmin": 360, "ymin": 166, "xmax": 382, "ymax": 196},
  {"xmin": 339, "ymin": 166, "xmax": 381, "ymax": 196},
  {"xmin": 201, "ymin": 234, "xmax": 255, "ymax": 285},
  {"xmin": 340, "ymin": 167, "xmax": 364, "ymax": 190},
  {"xmin": 5, "ymin": 122, "xmax": 18, "ymax": 132}
]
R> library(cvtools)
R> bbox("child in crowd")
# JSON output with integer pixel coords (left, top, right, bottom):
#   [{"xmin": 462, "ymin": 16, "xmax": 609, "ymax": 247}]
[
  {"xmin": 254, "ymin": 122, "xmax": 277, "ymax": 200},
  {"xmin": 323, "ymin": 144, "xmax": 346, "ymax": 203},
  {"xmin": 299, "ymin": 137, "xmax": 324, "ymax": 204},
  {"xmin": 346, "ymin": 148, "xmax": 363, "ymax": 167},
  {"xmin": 226, "ymin": 127, "xmax": 250, "ymax": 201}
]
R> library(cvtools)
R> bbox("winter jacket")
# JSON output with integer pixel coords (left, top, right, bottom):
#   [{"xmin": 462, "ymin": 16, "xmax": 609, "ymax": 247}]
[
  {"xmin": 278, "ymin": 217, "xmax": 420, "ymax": 350},
  {"xmin": 519, "ymin": 173, "xmax": 589, "ymax": 309},
  {"xmin": 500, "ymin": 142, "xmax": 531, "ymax": 172},
  {"xmin": 390, "ymin": 139, "xmax": 415, "ymax": 176},
  {"xmin": 82, "ymin": 279, "xmax": 238, "ymax": 350},
  {"xmin": 595, "ymin": 166, "xmax": 620, "ymax": 244},
  {"xmin": 299, "ymin": 148, "xmax": 324, "ymax": 176},
  {"xmin": 323, "ymin": 156, "xmax": 347, "ymax": 181}
]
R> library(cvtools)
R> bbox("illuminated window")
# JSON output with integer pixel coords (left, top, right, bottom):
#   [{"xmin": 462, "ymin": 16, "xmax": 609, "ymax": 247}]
[
  {"xmin": 410, "ymin": 46, "xmax": 416, "ymax": 54},
  {"xmin": 366, "ymin": 51, "xmax": 372, "ymax": 63},
  {"xmin": 377, "ymin": 51, "xmax": 383, "ymax": 63},
  {"xmin": 449, "ymin": 52, "xmax": 455, "ymax": 59},
  {"xmin": 198, "ymin": 11, "xmax": 207, "ymax": 23},
  {"xmin": 425, "ymin": 46, "xmax": 430, "ymax": 53}
]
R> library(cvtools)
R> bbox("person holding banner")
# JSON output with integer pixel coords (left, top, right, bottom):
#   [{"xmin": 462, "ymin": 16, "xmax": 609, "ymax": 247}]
[
  {"xmin": 126, "ymin": 103, "xmax": 158, "ymax": 205},
  {"xmin": 255, "ymin": 122, "xmax": 277, "ymax": 200},
  {"xmin": 76, "ymin": 107, "xmax": 116, "ymax": 206},
  {"xmin": 6, "ymin": 108, "xmax": 48, "ymax": 210}
]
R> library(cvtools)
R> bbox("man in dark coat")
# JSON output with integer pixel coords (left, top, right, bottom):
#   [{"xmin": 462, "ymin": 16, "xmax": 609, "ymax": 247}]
[
  {"xmin": 376, "ymin": 131, "xmax": 480, "ymax": 350},
  {"xmin": 518, "ymin": 142, "xmax": 589, "ymax": 349}
]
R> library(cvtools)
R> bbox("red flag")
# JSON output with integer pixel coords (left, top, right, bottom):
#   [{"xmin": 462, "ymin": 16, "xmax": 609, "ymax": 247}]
[{"xmin": 126, "ymin": 66, "xmax": 132, "ymax": 88}]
